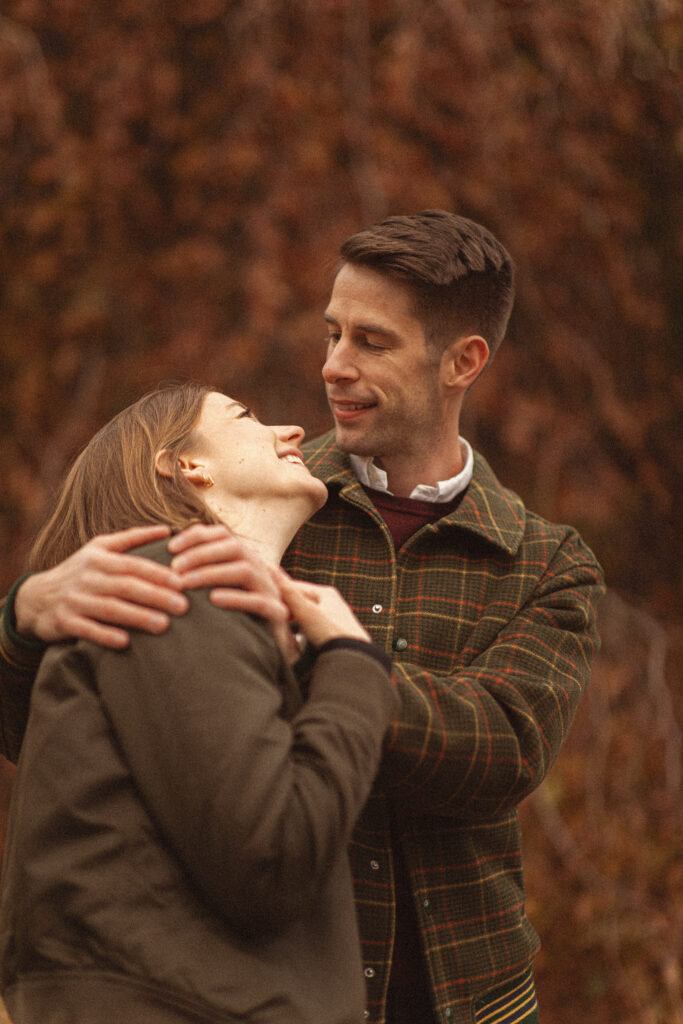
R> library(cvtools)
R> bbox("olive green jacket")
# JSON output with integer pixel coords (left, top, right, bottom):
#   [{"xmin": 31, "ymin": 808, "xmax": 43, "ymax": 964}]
[{"xmin": 0, "ymin": 540, "xmax": 397, "ymax": 1023}]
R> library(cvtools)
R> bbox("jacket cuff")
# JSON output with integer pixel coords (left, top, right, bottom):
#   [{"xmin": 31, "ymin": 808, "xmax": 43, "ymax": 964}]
[
  {"xmin": 1, "ymin": 573, "xmax": 48, "ymax": 662},
  {"xmin": 316, "ymin": 637, "xmax": 392, "ymax": 674}
]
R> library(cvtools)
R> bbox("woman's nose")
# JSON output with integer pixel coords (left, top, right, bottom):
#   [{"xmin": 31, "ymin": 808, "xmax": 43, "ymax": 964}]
[{"xmin": 274, "ymin": 423, "xmax": 305, "ymax": 447}]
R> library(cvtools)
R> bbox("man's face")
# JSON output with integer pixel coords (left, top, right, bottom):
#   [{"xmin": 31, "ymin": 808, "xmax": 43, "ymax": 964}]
[{"xmin": 322, "ymin": 263, "xmax": 443, "ymax": 464}]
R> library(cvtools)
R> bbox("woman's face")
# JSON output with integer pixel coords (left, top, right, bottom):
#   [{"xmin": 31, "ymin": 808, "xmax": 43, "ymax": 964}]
[{"xmin": 185, "ymin": 392, "xmax": 327, "ymax": 511}]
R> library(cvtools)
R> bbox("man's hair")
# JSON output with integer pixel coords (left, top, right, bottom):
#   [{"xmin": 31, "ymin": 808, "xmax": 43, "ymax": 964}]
[
  {"xmin": 29, "ymin": 383, "xmax": 221, "ymax": 571},
  {"xmin": 339, "ymin": 209, "xmax": 515, "ymax": 358}
]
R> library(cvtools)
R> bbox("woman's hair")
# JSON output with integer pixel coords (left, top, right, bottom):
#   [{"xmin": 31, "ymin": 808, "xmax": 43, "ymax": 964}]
[{"xmin": 29, "ymin": 383, "xmax": 221, "ymax": 571}]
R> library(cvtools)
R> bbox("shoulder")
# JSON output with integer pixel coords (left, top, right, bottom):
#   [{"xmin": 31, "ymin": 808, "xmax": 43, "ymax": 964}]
[
  {"xmin": 467, "ymin": 450, "xmax": 603, "ymax": 579},
  {"xmin": 126, "ymin": 535, "xmax": 175, "ymax": 566}
]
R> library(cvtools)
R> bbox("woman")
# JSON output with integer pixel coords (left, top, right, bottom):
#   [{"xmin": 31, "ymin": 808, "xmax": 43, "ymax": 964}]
[{"xmin": 0, "ymin": 384, "xmax": 397, "ymax": 1024}]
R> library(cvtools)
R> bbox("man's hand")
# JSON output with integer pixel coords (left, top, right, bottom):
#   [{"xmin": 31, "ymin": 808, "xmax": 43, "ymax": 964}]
[
  {"xmin": 14, "ymin": 522, "xmax": 294, "ymax": 659},
  {"xmin": 168, "ymin": 524, "xmax": 293, "ymax": 659},
  {"xmin": 14, "ymin": 525, "xmax": 188, "ymax": 650},
  {"xmin": 169, "ymin": 524, "xmax": 290, "ymax": 625}
]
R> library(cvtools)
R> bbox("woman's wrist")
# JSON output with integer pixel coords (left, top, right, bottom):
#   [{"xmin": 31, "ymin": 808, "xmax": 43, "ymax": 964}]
[{"xmin": 316, "ymin": 637, "xmax": 392, "ymax": 674}]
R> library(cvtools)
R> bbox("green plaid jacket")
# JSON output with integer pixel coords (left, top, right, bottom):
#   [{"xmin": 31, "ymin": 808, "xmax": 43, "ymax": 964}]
[{"xmin": 283, "ymin": 431, "xmax": 605, "ymax": 1024}]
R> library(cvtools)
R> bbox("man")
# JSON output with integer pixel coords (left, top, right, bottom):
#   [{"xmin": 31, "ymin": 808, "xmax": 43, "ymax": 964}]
[{"xmin": 1, "ymin": 211, "xmax": 604, "ymax": 1022}]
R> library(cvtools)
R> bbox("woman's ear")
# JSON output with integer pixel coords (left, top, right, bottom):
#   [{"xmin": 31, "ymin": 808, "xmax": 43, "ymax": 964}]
[
  {"xmin": 440, "ymin": 335, "xmax": 490, "ymax": 392},
  {"xmin": 154, "ymin": 450, "xmax": 213, "ymax": 488},
  {"xmin": 154, "ymin": 449, "xmax": 176, "ymax": 480}
]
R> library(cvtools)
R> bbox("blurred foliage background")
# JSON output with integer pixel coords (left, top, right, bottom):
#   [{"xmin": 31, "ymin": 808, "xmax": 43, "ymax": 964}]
[{"xmin": 0, "ymin": 0, "xmax": 681, "ymax": 1020}]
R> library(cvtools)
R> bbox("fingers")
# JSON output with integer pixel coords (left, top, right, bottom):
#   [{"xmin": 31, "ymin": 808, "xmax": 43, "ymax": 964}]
[
  {"xmin": 278, "ymin": 576, "xmax": 327, "ymax": 605},
  {"xmin": 95, "ymin": 556, "xmax": 185, "ymax": 595},
  {"xmin": 101, "ymin": 524, "xmax": 171, "ymax": 552},
  {"xmin": 180, "ymin": 560, "xmax": 281, "ymax": 596},
  {"xmin": 64, "ymin": 552, "xmax": 188, "ymax": 616},
  {"xmin": 81, "ymin": 574, "xmax": 189, "ymax": 616},
  {"xmin": 171, "ymin": 542, "xmax": 249, "ymax": 579},
  {"xmin": 77, "ymin": 533, "xmax": 186, "ymax": 593},
  {"xmin": 67, "ymin": 594, "xmax": 178, "ymax": 633},
  {"xmin": 270, "ymin": 622, "xmax": 303, "ymax": 665},
  {"xmin": 62, "ymin": 619, "xmax": 133, "ymax": 650},
  {"xmin": 167, "ymin": 523, "xmax": 236, "ymax": 559}
]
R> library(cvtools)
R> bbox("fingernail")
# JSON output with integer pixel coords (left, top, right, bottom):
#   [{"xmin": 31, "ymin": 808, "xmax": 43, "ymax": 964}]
[
  {"xmin": 149, "ymin": 615, "xmax": 170, "ymax": 634},
  {"xmin": 169, "ymin": 594, "xmax": 189, "ymax": 613}
]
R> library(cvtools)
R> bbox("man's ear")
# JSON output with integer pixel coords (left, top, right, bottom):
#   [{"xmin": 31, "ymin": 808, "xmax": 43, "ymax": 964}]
[
  {"xmin": 440, "ymin": 335, "xmax": 489, "ymax": 392},
  {"xmin": 154, "ymin": 450, "xmax": 208, "ymax": 488}
]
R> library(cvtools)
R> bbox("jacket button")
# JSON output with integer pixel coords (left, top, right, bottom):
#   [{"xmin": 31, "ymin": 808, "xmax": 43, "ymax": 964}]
[
  {"xmin": 364, "ymin": 967, "xmax": 376, "ymax": 979},
  {"xmin": 393, "ymin": 637, "xmax": 408, "ymax": 651},
  {"xmin": 370, "ymin": 859, "xmax": 380, "ymax": 871},
  {"xmin": 372, "ymin": 604, "xmax": 383, "ymax": 614}
]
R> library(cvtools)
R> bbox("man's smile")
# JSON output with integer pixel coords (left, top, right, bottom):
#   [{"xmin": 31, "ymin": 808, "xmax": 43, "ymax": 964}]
[{"xmin": 328, "ymin": 398, "xmax": 377, "ymax": 421}]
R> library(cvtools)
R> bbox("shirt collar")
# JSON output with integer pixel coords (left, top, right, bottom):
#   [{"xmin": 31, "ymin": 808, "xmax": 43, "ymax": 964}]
[
  {"xmin": 302, "ymin": 431, "xmax": 526, "ymax": 556},
  {"xmin": 349, "ymin": 439, "xmax": 474, "ymax": 503}
]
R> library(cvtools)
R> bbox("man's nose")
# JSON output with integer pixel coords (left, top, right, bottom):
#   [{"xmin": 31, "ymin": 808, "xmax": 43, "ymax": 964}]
[{"xmin": 322, "ymin": 339, "xmax": 359, "ymax": 384}]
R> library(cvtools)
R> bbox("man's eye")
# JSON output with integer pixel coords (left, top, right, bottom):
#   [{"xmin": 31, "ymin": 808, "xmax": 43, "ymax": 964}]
[{"xmin": 326, "ymin": 333, "xmax": 340, "ymax": 345}]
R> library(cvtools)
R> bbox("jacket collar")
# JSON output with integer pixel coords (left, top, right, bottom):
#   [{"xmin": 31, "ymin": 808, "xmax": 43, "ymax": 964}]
[{"xmin": 302, "ymin": 431, "xmax": 526, "ymax": 557}]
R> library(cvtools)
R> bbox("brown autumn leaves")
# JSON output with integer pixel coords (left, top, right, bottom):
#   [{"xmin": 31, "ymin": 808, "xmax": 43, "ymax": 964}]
[{"xmin": 0, "ymin": 2, "xmax": 681, "ymax": 1020}]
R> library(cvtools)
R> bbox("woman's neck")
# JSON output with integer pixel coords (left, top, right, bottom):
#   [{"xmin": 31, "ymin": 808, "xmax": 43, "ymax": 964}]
[{"xmin": 204, "ymin": 496, "xmax": 308, "ymax": 566}]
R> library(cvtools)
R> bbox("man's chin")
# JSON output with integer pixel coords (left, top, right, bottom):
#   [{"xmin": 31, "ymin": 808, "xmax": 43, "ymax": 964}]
[{"xmin": 334, "ymin": 425, "xmax": 373, "ymax": 456}]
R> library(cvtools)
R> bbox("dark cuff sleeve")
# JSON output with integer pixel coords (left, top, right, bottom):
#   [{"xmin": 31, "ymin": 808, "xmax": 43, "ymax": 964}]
[
  {"xmin": 2, "ymin": 573, "xmax": 47, "ymax": 654},
  {"xmin": 316, "ymin": 637, "xmax": 392, "ymax": 674}
]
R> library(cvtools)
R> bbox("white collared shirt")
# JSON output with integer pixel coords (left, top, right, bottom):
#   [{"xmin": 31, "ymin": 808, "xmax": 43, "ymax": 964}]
[{"xmin": 349, "ymin": 438, "xmax": 473, "ymax": 503}]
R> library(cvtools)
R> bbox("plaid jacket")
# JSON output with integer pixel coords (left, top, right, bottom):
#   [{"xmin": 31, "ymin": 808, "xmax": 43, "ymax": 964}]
[{"xmin": 283, "ymin": 431, "xmax": 605, "ymax": 1024}]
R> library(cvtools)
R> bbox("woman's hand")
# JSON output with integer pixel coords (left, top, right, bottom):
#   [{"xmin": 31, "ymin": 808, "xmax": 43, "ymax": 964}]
[{"xmin": 276, "ymin": 571, "xmax": 371, "ymax": 648}]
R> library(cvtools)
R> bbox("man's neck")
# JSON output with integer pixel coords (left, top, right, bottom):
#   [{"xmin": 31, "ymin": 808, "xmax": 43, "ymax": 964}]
[
  {"xmin": 350, "ymin": 439, "xmax": 473, "ymax": 503},
  {"xmin": 375, "ymin": 451, "xmax": 465, "ymax": 499}
]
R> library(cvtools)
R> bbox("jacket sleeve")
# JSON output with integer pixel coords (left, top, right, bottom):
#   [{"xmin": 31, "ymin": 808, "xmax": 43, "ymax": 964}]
[
  {"xmin": 0, "ymin": 579, "xmax": 43, "ymax": 763},
  {"xmin": 85, "ymin": 586, "xmax": 397, "ymax": 938},
  {"xmin": 379, "ymin": 535, "xmax": 604, "ymax": 821}
]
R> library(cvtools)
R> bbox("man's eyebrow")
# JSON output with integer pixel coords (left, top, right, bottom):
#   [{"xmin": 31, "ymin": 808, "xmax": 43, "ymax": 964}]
[{"xmin": 323, "ymin": 313, "xmax": 398, "ymax": 339}]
